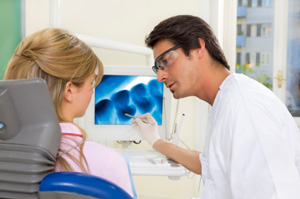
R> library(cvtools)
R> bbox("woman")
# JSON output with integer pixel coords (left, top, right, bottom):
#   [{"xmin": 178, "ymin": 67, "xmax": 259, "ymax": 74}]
[{"xmin": 4, "ymin": 28, "xmax": 134, "ymax": 197}]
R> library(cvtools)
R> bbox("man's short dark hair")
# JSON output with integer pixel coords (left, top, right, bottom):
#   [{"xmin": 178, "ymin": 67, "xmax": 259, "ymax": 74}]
[{"xmin": 145, "ymin": 15, "xmax": 230, "ymax": 70}]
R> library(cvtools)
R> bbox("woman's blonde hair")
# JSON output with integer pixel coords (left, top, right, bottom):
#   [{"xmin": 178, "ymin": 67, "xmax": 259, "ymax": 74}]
[{"xmin": 4, "ymin": 28, "xmax": 104, "ymax": 172}]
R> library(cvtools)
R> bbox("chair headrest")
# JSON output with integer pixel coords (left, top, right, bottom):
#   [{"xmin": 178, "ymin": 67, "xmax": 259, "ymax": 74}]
[{"xmin": 0, "ymin": 78, "xmax": 61, "ymax": 156}]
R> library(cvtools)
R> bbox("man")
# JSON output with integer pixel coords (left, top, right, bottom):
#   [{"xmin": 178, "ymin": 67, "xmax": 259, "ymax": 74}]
[{"xmin": 133, "ymin": 15, "xmax": 300, "ymax": 199}]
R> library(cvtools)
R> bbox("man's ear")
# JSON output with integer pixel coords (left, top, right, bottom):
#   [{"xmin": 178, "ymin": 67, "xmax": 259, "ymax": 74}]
[
  {"xmin": 64, "ymin": 81, "xmax": 73, "ymax": 103},
  {"xmin": 196, "ymin": 38, "xmax": 206, "ymax": 58}
]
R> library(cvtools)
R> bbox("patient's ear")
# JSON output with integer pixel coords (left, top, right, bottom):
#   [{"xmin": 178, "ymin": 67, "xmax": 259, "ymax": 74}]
[{"xmin": 64, "ymin": 82, "xmax": 73, "ymax": 103}]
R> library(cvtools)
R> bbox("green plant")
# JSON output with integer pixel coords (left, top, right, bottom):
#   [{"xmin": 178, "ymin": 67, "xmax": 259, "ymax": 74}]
[{"xmin": 236, "ymin": 64, "xmax": 272, "ymax": 89}]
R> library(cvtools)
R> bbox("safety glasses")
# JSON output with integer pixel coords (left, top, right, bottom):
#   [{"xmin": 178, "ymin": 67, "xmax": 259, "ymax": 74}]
[{"xmin": 152, "ymin": 45, "xmax": 180, "ymax": 74}]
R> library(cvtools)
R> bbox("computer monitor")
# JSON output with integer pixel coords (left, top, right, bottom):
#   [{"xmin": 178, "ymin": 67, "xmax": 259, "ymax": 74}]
[{"xmin": 83, "ymin": 66, "xmax": 172, "ymax": 142}]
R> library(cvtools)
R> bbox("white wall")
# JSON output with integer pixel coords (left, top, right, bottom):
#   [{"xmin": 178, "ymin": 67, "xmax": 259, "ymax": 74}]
[{"xmin": 24, "ymin": 1, "xmax": 227, "ymax": 198}]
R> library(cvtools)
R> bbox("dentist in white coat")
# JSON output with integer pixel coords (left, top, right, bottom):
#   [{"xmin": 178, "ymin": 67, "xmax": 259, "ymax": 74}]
[{"xmin": 133, "ymin": 15, "xmax": 300, "ymax": 199}]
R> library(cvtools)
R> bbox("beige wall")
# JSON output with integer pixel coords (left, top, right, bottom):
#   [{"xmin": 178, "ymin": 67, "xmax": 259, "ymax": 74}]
[{"xmin": 24, "ymin": 0, "xmax": 208, "ymax": 198}]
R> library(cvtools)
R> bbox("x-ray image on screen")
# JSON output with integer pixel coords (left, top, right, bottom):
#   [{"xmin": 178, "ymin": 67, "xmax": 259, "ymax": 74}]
[{"xmin": 94, "ymin": 75, "xmax": 163, "ymax": 125}]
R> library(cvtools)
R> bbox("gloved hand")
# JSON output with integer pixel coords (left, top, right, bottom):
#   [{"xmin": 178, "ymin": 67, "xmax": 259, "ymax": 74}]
[{"xmin": 133, "ymin": 113, "xmax": 161, "ymax": 147}]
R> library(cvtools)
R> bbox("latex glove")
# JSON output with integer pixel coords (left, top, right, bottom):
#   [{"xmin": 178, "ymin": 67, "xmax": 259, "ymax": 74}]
[{"xmin": 133, "ymin": 113, "xmax": 161, "ymax": 147}]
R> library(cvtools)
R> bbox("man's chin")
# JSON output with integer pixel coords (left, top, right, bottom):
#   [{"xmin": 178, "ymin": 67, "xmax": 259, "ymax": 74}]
[{"xmin": 172, "ymin": 91, "xmax": 180, "ymax": 99}]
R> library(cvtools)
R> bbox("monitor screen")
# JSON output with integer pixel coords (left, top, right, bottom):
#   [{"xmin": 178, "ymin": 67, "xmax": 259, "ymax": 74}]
[
  {"xmin": 82, "ymin": 66, "xmax": 171, "ymax": 142},
  {"xmin": 94, "ymin": 75, "xmax": 163, "ymax": 125}
]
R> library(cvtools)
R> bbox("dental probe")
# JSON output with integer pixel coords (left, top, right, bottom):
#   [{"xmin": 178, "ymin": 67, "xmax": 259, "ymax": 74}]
[{"xmin": 124, "ymin": 113, "xmax": 148, "ymax": 123}]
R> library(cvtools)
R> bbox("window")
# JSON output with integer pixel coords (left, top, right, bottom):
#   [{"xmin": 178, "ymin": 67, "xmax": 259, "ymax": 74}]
[
  {"xmin": 248, "ymin": 0, "xmax": 272, "ymax": 8},
  {"xmin": 256, "ymin": 24, "xmax": 262, "ymax": 36},
  {"xmin": 262, "ymin": 0, "xmax": 272, "ymax": 7},
  {"xmin": 252, "ymin": 0, "xmax": 258, "ymax": 7},
  {"xmin": 246, "ymin": 52, "xmax": 251, "ymax": 64},
  {"xmin": 257, "ymin": 0, "xmax": 262, "ymax": 7},
  {"xmin": 251, "ymin": 25, "xmax": 257, "ymax": 37},
  {"xmin": 248, "ymin": 0, "xmax": 252, "ymax": 7},
  {"xmin": 246, "ymin": 23, "xmax": 272, "ymax": 37},
  {"xmin": 261, "ymin": 24, "xmax": 272, "ymax": 36},
  {"xmin": 256, "ymin": 52, "xmax": 260, "ymax": 65},
  {"xmin": 261, "ymin": 52, "xmax": 271, "ymax": 65},
  {"xmin": 246, "ymin": 24, "xmax": 271, "ymax": 37},
  {"xmin": 238, "ymin": 0, "xmax": 243, "ymax": 6},
  {"xmin": 237, "ymin": 24, "xmax": 243, "ymax": 35},
  {"xmin": 247, "ymin": 24, "xmax": 251, "ymax": 36},
  {"xmin": 251, "ymin": 52, "xmax": 256, "ymax": 66},
  {"xmin": 245, "ymin": 52, "xmax": 258, "ymax": 66},
  {"xmin": 235, "ymin": 0, "xmax": 274, "ymax": 90},
  {"xmin": 236, "ymin": 52, "xmax": 242, "ymax": 65}
]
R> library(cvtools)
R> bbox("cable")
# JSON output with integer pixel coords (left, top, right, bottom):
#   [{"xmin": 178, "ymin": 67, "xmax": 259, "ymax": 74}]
[
  {"xmin": 168, "ymin": 99, "xmax": 180, "ymax": 141},
  {"xmin": 179, "ymin": 138, "xmax": 191, "ymax": 150}
]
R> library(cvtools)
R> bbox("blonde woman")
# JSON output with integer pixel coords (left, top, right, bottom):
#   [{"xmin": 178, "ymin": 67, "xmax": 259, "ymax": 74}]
[{"xmin": 4, "ymin": 28, "xmax": 134, "ymax": 197}]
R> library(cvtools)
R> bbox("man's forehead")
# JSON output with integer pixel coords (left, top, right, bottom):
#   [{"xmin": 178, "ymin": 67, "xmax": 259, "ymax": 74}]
[{"xmin": 153, "ymin": 39, "xmax": 174, "ymax": 59}]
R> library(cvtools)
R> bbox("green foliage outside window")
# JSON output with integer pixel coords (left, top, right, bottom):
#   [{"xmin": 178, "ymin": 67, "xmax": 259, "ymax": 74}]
[{"xmin": 236, "ymin": 64, "xmax": 272, "ymax": 89}]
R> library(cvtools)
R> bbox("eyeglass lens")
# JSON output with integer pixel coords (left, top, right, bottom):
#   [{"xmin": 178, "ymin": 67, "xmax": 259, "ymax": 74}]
[{"xmin": 152, "ymin": 46, "xmax": 180, "ymax": 74}]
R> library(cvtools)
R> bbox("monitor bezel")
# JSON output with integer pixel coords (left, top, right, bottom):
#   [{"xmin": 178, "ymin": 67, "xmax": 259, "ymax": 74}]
[{"xmin": 83, "ymin": 65, "xmax": 171, "ymax": 142}]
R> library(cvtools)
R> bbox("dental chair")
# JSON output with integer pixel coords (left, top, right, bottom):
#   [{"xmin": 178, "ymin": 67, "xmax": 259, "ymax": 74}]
[{"xmin": 0, "ymin": 78, "xmax": 134, "ymax": 199}]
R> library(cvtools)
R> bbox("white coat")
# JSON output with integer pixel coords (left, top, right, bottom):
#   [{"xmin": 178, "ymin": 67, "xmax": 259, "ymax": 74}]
[{"xmin": 200, "ymin": 73, "xmax": 300, "ymax": 199}]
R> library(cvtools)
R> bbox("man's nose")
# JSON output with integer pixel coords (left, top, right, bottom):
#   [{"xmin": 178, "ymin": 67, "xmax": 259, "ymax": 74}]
[{"xmin": 157, "ymin": 69, "xmax": 167, "ymax": 83}]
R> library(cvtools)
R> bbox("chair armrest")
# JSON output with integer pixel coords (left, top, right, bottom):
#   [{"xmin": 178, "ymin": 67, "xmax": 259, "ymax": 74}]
[{"xmin": 39, "ymin": 172, "xmax": 133, "ymax": 199}]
